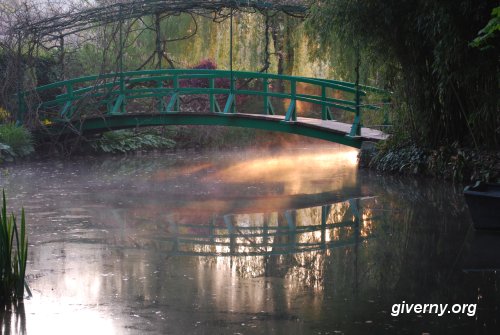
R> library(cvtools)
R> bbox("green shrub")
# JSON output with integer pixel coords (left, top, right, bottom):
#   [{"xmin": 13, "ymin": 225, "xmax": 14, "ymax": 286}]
[
  {"xmin": 0, "ymin": 124, "xmax": 34, "ymax": 158},
  {"xmin": 90, "ymin": 129, "xmax": 176, "ymax": 154},
  {"xmin": 0, "ymin": 190, "xmax": 29, "ymax": 304},
  {"xmin": 370, "ymin": 142, "xmax": 500, "ymax": 183}
]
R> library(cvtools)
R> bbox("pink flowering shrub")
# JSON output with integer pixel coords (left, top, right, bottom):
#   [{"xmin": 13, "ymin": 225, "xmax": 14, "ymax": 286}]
[{"xmin": 178, "ymin": 59, "xmax": 248, "ymax": 112}]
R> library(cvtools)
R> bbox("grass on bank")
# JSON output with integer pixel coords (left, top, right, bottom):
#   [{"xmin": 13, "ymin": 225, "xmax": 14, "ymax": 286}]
[
  {"xmin": 0, "ymin": 123, "xmax": 34, "ymax": 161},
  {"xmin": 0, "ymin": 190, "xmax": 29, "ymax": 304}
]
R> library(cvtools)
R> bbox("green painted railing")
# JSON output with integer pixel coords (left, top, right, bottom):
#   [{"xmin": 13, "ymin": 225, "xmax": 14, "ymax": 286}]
[{"xmin": 24, "ymin": 69, "xmax": 386, "ymax": 136}]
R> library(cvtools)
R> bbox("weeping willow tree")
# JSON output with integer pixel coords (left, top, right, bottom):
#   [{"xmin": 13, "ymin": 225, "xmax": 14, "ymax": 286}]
[
  {"xmin": 306, "ymin": 0, "xmax": 499, "ymax": 149},
  {"xmin": 0, "ymin": 0, "xmax": 308, "ymax": 124}
]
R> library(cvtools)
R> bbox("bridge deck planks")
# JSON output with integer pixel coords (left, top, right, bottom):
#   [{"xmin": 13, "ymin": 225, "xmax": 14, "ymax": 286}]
[{"xmin": 233, "ymin": 113, "xmax": 388, "ymax": 142}]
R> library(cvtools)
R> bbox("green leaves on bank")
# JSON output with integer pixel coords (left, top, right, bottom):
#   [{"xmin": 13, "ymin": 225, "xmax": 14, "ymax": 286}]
[{"xmin": 0, "ymin": 123, "xmax": 34, "ymax": 161}]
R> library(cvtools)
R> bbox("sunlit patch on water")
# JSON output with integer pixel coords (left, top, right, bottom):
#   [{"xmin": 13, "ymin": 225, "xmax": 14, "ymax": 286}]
[{"xmin": 207, "ymin": 148, "xmax": 359, "ymax": 195}]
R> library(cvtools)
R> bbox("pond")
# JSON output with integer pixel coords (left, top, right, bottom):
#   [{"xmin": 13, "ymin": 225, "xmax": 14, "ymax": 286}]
[{"xmin": 0, "ymin": 143, "xmax": 498, "ymax": 334}]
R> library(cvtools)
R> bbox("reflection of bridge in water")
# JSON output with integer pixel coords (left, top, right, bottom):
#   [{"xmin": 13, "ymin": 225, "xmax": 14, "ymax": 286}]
[{"xmin": 153, "ymin": 198, "xmax": 373, "ymax": 257}]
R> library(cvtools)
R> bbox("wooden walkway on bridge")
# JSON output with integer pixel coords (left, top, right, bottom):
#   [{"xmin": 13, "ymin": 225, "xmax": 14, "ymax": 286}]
[{"xmin": 244, "ymin": 113, "xmax": 388, "ymax": 141}]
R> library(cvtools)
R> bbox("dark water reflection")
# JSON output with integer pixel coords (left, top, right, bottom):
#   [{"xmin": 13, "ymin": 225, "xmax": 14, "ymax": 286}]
[{"xmin": 0, "ymin": 145, "xmax": 498, "ymax": 334}]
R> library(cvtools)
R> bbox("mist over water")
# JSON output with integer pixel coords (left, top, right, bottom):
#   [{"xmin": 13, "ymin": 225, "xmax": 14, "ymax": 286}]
[{"xmin": 0, "ymin": 143, "xmax": 498, "ymax": 334}]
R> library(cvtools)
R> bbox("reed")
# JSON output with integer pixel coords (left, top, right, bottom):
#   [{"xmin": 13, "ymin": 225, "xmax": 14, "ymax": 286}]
[{"xmin": 0, "ymin": 190, "xmax": 29, "ymax": 304}]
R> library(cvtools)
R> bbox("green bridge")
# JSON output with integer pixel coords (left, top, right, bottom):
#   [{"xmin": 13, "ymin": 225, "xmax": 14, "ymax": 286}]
[
  {"xmin": 24, "ymin": 69, "xmax": 388, "ymax": 148},
  {"xmin": 13, "ymin": 0, "xmax": 390, "ymax": 149}
]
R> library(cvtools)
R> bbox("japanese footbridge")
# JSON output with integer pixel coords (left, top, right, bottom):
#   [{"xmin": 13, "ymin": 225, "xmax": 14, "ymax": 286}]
[
  {"xmin": 14, "ymin": 0, "xmax": 389, "ymax": 148},
  {"xmin": 25, "ymin": 69, "xmax": 388, "ymax": 148}
]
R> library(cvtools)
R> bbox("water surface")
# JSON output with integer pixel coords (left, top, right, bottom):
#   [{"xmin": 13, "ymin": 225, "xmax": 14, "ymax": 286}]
[{"xmin": 0, "ymin": 144, "xmax": 498, "ymax": 334}]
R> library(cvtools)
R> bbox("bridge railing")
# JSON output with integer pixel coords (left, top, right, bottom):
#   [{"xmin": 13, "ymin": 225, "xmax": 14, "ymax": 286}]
[{"xmin": 27, "ymin": 69, "xmax": 387, "ymax": 136}]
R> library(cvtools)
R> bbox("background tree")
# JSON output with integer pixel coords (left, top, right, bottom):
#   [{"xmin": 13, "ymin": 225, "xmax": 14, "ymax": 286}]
[{"xmin": 307, "ymin": 0, "xmax": 499, "ymax": 148}]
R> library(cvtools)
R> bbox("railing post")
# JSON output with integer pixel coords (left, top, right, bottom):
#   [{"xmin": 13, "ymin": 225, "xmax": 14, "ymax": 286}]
[
  {"xmin": 383, "ymin": 98, "xmax": 390, "ymax": 125},
  {"xmin": 263, "ymin": 77, "xmax": 269, "ymax": 115},
  {"xmin": 285, "ymin": 79, "xmax": 296, "ymax": 121},
  {"xmin": 349, "ymin": 87, "xmax": 362, "ymax": 136},
  {"xmin": 263, "ymin": 77, "xmax": 274, "ymax": 115},
  {"xmin": 322, "ymin": 86, "xmax": 327, "ymax": 120},
  {"xmin": 230, "ymin": 76, "xmax": 236, "ymax": 114},
  {"xmin": 156, "ymin": 80, "xmax": 164, "ymax": 113},
  {"xmin": 349, "ymin": 49, "xmax": 362, "ymax": 136},
  {"xmin": 320, "ymin": 86, "xmax": 334, "ymax": 120},
  {"xmin": 209, "ymin": 77, "xmax": 215, "ymax": 113},
  {"xmin": 60, "ymin": 82, "xmax": 75, "ymax": 118},
  {"xmin": 173, "ymin": 75, "xmax": 180, "ymax": 111}
]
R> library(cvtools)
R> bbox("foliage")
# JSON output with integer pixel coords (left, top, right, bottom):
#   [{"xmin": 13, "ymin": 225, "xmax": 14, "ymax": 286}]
[
  {"xmin": 0, "ymin": 143, "xmax": 16, "ymax": 163},
  {"xmin": 90, "ymin": 129, "xmax": 176, "ymax": 154},
  {"xmin": 370, "ymin": 142, "xmax": 500, "ymax": 183},
  {"xmin": 179, "ymin": 59, "xmax": 250, "ymax": 112},
  {"xmin": 0, "ymin": 124, "xmax": 34, "ymax": 158},
  {"xmin": 470, "ymin": 6, "xmax": 500, "ymax": 49},
  {"xmin": 0, "ymin": 190, "xmax": 29, "ymax": 304},
  {"xmin": 306, "ymin": 0, "xmax": 499, "ymax": 149},
  {"xmin": 0, "ymin": 51, "xmax": 58, "ymax": 115},
  {"xmin": 0, "ymin": 107, "xmax": 9, "ymax": 123},
  {"xmin": 171, "ymin": 125, "xmax": 259, "ymax": 149}
]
